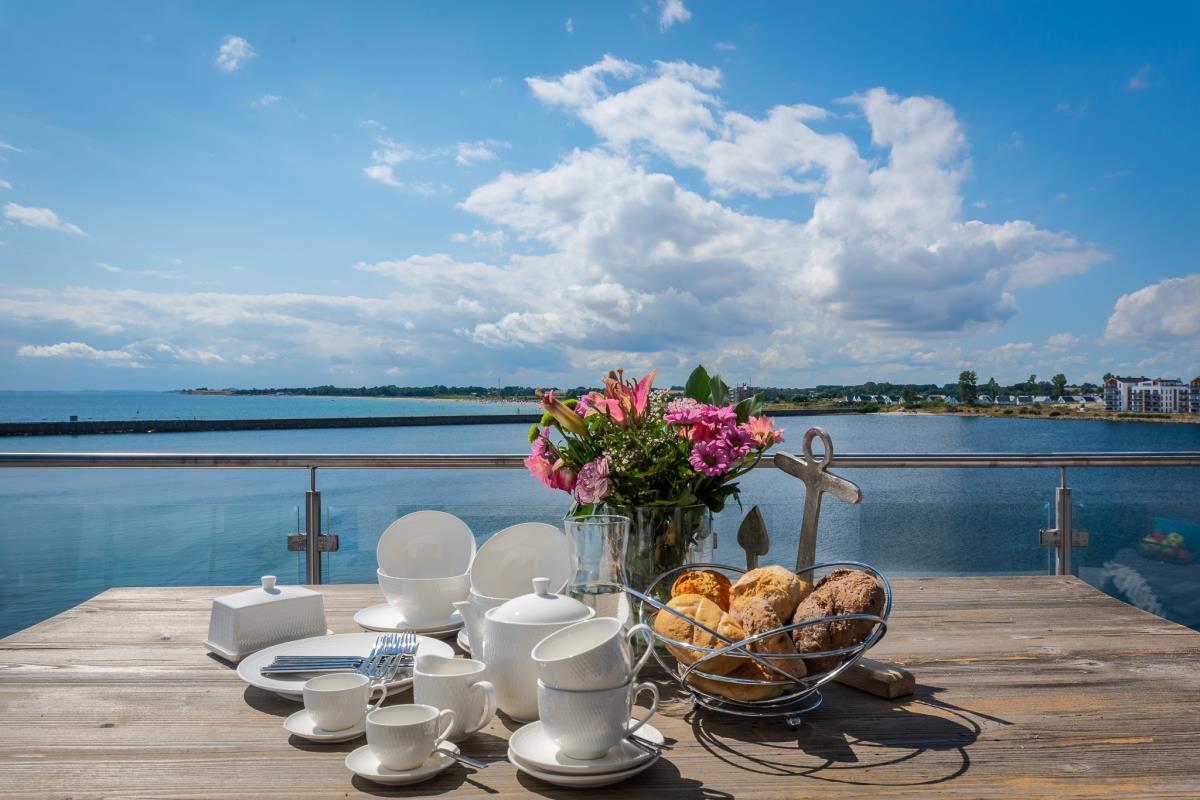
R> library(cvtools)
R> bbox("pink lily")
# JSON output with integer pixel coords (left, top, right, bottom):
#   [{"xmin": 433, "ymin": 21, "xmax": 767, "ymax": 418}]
[
  {"xmin": 536, "ymin": 389, "xmax": 588, "ymax": 436},
  {"xmin": 595, "ymin": 368, "xmax": 659, "ymax": 426}
]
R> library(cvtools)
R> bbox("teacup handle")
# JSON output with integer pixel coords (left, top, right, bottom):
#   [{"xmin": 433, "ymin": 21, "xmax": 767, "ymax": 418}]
[
  {"xmin": 434, "ymin": 708, "xmax": 456, "ymax": 748},
  {"xmin": 367, "ymin": 682, "xmax": 388, "ymax": 712},
  {"xmin": 623, "ymin": 681, "xmax": 659, "ymax": 739},
  {"xmin": 625, "ymin": 623, "xmax": 655, "ymax": 679},
  {"xmin": 466, "ymin": 680, "xmax": 497, "ymax": 736}
]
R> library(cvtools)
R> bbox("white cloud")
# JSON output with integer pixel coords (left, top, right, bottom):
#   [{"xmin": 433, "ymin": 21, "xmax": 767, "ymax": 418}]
[
  {"xmin": 216, "ymin": 35, "xmax": 255, "ymax": 72},
  {"xmin": 714, "ymin": 42, "xmax": 736, "ymax": 52},
  {"xmin": 449, "ymin": 229, "xmax": 506, "ymax": 247},
  {"xmin": 0, "ymin": 180, "xmax": 11, "ymax": 190},
  {"xmin": 1105, "ymin": 274, "xmax": 1200, "ymax": 342},
  {"xmin": 971, "ymin": 200, "xmax": 987, "ymax": 209},
  {"xmin": 18, "ymin": 341, "xmax": 136, "ymax": 364},
  {"xmin": 4, "ymin": 202, "xmax": 85, "ymax": 235},
  {"xmin": 1044, "ymin": 332, "xmax": 1084, "ymax": 352},
  {"xmin": 658, "ymin": 0, "xmax": 691, "ymax": 30},
  {"xmin": 455, "ymin": 140, "xmax": 508, "ymax": 166},
  {"xmin": 1127, "ymin": 65, "xmax": 1152, "ymax": 91},
  {"xmin": 565, "ymin": 17, "xmax": 574, "ymax": 33},
  {"xmin": 518, "ymin": 58, "xmax": 1107, "ymax": 335},
  {"xmin": 0, "ymin": 142, "xmax": 22, "ymax": 154},
  {"xmin": 251, "ymin": 94, "xmax": 282, "ymax": 108}
]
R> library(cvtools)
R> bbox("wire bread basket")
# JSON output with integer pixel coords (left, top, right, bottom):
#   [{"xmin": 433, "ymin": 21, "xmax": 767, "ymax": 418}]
[{"xmin": 626, "ymin": 560, "xmax": 892, "ymax": 724}]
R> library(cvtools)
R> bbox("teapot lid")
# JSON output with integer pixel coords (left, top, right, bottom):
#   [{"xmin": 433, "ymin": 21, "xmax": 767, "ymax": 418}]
[{"xmin": 490, "ymin": 577, "xmax": 591, "ymax": 625}]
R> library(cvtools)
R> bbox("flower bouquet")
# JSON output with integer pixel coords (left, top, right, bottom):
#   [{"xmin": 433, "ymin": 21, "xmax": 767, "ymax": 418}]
[{"xmin": 524, "ymin": 365, "xmax": 784, "ymax": 592}]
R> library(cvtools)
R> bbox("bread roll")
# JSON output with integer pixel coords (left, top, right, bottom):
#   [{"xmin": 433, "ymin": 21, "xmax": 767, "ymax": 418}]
[
  {"xmin": 671, "ymin": 569, "xmax": 731, "ymax": 611},
  {"xmin": 730, "ymin": 565, "xmax": 812, "ymax": 620},
  {"xmin": 652, "ymin": 593, "xmax": 747, "ymax": 676},
  {"xmin": 734, "ymin": 596, "xmax": 807, "ymax": 679},
  {"xmin": 791, "ymin": 568, "xmax": 886, "ymax": 673},
  {"xmin": 686, "ymin": 661, "xmax": 787, "ymax": 703}
]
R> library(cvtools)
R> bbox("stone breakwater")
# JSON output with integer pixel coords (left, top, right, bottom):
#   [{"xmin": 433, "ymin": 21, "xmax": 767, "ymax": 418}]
[{"xmin": 0, "ymin": 407, "xmax": 864, "ymax": 437}]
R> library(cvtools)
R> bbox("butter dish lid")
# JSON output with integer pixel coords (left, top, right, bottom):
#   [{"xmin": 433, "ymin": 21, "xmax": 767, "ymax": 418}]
[{"xmin": 214, "ymin": 576, "xmax": 319, "ymax": 609}]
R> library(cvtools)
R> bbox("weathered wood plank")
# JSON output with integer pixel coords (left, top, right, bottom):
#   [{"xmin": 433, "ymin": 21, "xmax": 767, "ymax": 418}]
[{"xmin": 2, "ymin": 577, "xmax": 1199, "ymax": 799}]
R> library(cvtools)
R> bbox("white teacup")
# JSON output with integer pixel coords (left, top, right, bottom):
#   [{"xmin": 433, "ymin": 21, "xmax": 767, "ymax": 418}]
[
  {"xmin": 537, "ymin": 680, "xmax": 658, "ymax": 760},
  {"xmin": 413, "ymin": 654, "xmax": 497, "ymax": 742},
  {"xmin": 303, "ymin": 673, "xmax": 387, "ymax": 732},
  {"xmin": 366, "ymin": 704, "xmax": 456, "ymax": 771},
  {"xmin": 531, "ymin": 617, "xmax": 654, "ymax": 691}
]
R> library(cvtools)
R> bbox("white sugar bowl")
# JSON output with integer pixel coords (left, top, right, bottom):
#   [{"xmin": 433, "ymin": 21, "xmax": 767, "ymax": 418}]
[{"xmin": 204, "ymin": 576, "xmax": 327, "ymax": 662}]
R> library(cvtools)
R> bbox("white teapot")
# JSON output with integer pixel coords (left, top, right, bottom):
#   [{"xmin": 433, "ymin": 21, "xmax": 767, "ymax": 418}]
[{"xmin": 453, "ymin": 577, "xmax": 593, "ymax": 721}]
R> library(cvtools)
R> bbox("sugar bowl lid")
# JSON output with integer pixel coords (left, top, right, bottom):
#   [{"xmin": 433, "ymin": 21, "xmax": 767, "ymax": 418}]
[{"xmin": 489, "ymin": 577, "xmax": 591, "ymax": 624}]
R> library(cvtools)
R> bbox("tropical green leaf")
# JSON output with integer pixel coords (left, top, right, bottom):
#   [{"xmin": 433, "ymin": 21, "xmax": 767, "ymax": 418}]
[
  {"xmin": 709, "ymin": 374, "xmax": 729, "ymax": 406},
  {"xmin": 684, "ymin": 365, "xmax": 711, "ymax": 402},
  {"xmin": 734, "ymin": 397, "xmax": 756, "ymax": 424}
]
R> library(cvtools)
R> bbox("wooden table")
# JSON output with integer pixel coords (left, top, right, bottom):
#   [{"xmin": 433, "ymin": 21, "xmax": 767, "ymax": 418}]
[{"xmin": 3, "ymin": 577, "xmax": 1200, "ymax": 799}]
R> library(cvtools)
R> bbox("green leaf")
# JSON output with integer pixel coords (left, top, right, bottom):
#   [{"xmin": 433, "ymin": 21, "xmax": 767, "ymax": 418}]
[
  {"xmin": 734, "ymin": 397, "xmax": 756, "ymax": 424},
  {"xmin": 709, "ymin": 374, "xmax": 729, "ymax": 406},
  {"xmin": 684, "ymin": 365, "xmax": 711, "ymax": 402}
]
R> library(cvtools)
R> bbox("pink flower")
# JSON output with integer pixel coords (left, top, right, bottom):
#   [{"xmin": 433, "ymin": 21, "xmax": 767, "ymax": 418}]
[
  {"xmin": 593, "ymin": 368, "xmax": 658, "ymax": 426},
  {"xmin": 550, "ymin": 459, "xmax": 577, "ymax": 492},
  {"xmin": 537, "ymin": 389, "xmax": 587, "ymax": 435},
  {"xmin": 746, "ymin": 415, "xmax": 784, "ymax": 447},
  {"xmin": 689, "ymin": 439, "xmax": 733, "ymax": 476},
  {"xmin": 574, "ymin": 457, "xmax": 611, "ymax": 504}
]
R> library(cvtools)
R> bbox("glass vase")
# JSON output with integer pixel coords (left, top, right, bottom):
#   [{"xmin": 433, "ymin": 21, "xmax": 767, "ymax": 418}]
[{"xmin": 612, "ymin": 504, "xmax": 713, "ymax": 602}]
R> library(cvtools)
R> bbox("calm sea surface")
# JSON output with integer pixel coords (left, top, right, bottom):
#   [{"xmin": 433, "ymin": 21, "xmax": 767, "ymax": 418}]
[
  {"xmin": 0, "ymin": 390, "xmax": 538, "ymax": 422},
  {"xmin": 1, "ymin": 392, "xmax": 1198, "ymax": 637}
]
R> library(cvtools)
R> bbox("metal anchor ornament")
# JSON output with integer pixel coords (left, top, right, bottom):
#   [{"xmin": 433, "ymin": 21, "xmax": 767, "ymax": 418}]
[{"xmin": 772, "ymin": 427, "xmax": 862, "ymax": 571}]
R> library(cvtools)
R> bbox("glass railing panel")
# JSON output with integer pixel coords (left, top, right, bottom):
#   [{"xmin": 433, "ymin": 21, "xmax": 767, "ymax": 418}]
[
  {"xmin": 1072, "ymin": 466, "xmax": 1200, "ymax": 629},
  {"xmin": 0, "ymin": 499, "xmax": 302, "ymax": 638}
]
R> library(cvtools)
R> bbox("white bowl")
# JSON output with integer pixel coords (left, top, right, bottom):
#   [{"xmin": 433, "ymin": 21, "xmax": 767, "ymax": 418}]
[
  {"xmin": 471, "ymin": 522, "xmax": 571, "ymax": 599},
  {"xmin": 377, "ymin": 569, "xmax": 471, "ymax": 627},
  {"xmin": 376, "ymin": 511, "xmax": 476, "ymax": 579}
]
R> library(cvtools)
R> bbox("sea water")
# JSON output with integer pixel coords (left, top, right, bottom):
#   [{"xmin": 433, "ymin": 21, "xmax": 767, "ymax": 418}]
[{"xmin": 1, "ymin": 408, "xmax": 1198, "ymax": 636}]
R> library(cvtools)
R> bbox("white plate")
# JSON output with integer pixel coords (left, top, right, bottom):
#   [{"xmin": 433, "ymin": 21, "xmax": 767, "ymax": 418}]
[
  {"xmin": 346, "ymin": 741, "xmax": 458, "ymax": 786},
  {"xmin": 471, "ymin": 522, "xmax": 570, "ymax": 599},
  {"xmin": 284, "ymin": 708, "xmax": 365, "ymax": 743},
  {"xmin": 354, "ymin": 604, "xmax": 463, "ymax": 637},
  {"xmin": 508, "ymin": 720, "xmax": 663, "ymax": 775},
  {"xmin": 237, "ymin": 633, "xmax": 455, "ymax": 700},
  {"xmin": 457, "ymin": 628, "xmax": 471, "ymax": 654},
  {"xmin": 376, "ymin": 510, "xmax": 475, "ymax": 579},
  {"xmin": 509, "ymin": 748, "xmax": 658, "ymax": 787}
]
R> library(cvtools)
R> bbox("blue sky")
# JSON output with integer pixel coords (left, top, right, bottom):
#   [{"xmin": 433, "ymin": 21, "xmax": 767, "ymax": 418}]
[{"xmin": 1, "ymin": 1, "xmax": 1197, "ymax": 390}]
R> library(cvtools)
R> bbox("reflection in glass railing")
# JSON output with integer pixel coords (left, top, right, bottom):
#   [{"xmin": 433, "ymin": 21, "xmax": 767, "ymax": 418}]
[
  {"xmin": 1073, "ymin": 467, "xmax": 1200, "ymax": 630},
  {"xmin": 0, "ymin": 502, "xmax": 302, "ymax": 638}
]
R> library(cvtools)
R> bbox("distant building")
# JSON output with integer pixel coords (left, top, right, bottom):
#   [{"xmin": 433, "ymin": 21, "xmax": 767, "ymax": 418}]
[
  {"xmin": 1105, "ymin": 376, "xmax": 1193, "ymax": 413},
  {"xmin": 1191, "ymin": 378, "xmax": 1200, "ymax": 414}
]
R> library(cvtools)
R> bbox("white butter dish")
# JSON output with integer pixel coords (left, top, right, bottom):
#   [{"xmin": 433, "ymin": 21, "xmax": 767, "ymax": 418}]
[{"xmin": 205, "ymin": 576, "xmax": 327, "ymax": 663}]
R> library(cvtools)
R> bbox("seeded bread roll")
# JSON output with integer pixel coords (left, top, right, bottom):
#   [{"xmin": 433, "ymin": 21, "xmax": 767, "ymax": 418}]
[
  {"xmin": 653, "ymin": 593, "xmax": 747, "ymax": 676},
  {"xmin": 686, "ymin": 660, "xmax": 787, "ymax": 703},
  {"xmin": 730, "ymin": 565, "xmax": 812, "ymax": 620},
  {"xmin": 733, "ymin": 596, "xmax": 807, "ymax": 679},
  {"xmin": 671, "ymin": 569, "xmax": 731, "ymax": 611},
  {"xmin": 791, "ymin": 568, "xmax": 886, "ymax": 673}
]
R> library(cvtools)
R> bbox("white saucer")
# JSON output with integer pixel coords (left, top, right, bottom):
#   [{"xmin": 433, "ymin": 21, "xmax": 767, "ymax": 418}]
[
  {"xmin": 457, "ymin": 628, "xmax": 471, "ymax": 654},
  {"xmin": 354, "ymin": 604, "xmax": 464, "ymax": 637},
  {"xmin": 237, "ymin": 633, "xmax": 455, "ymax": 701},
  {"xmin": 509, "ymin": 748, "xmax": 659, "ymax": 787},
  {"xmin": 284, "ymin": 708, "xmax": 365, "ymax": 742},
  {"xmin": 508, "ymin": 720, "xmax": 664, "ymax": 775},
  {"xmin": 346, "ymin": 741, "xmax": 459, "ymax": 786}
]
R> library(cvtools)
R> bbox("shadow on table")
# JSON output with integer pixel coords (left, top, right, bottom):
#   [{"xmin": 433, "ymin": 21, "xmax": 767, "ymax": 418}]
[
  {"xmin": 690, "ymin": 684, "xmax": 1002, "ymax": 789},
  {"xmin": 514, "ymin": 757, "xmax": 733, "ymax": 799}
]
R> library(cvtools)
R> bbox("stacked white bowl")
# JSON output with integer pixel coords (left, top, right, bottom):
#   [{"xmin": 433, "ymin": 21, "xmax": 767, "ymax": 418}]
[{"xmin": 375, "ymin": 511, "xmax": 474, "ymax": 627}]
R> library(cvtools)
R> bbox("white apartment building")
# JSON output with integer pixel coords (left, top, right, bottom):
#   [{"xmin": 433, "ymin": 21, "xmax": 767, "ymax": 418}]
[{"xmin": 1104, "ymin": 376, "xmax": 1195, "ymax": 413}]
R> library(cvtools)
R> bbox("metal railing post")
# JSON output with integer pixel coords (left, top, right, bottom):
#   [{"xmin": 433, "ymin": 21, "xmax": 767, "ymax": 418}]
[
  {"xmin": 305, "ymin": 466, "xmax": 321, "ymax": 584},
  {"xmin": 1056, "ymin": 468, "xmax": 1072, "ymax": 576},
  {"xmin": 1040, "ymin": 466, "xmax": 1088, "ymax": 575}
]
